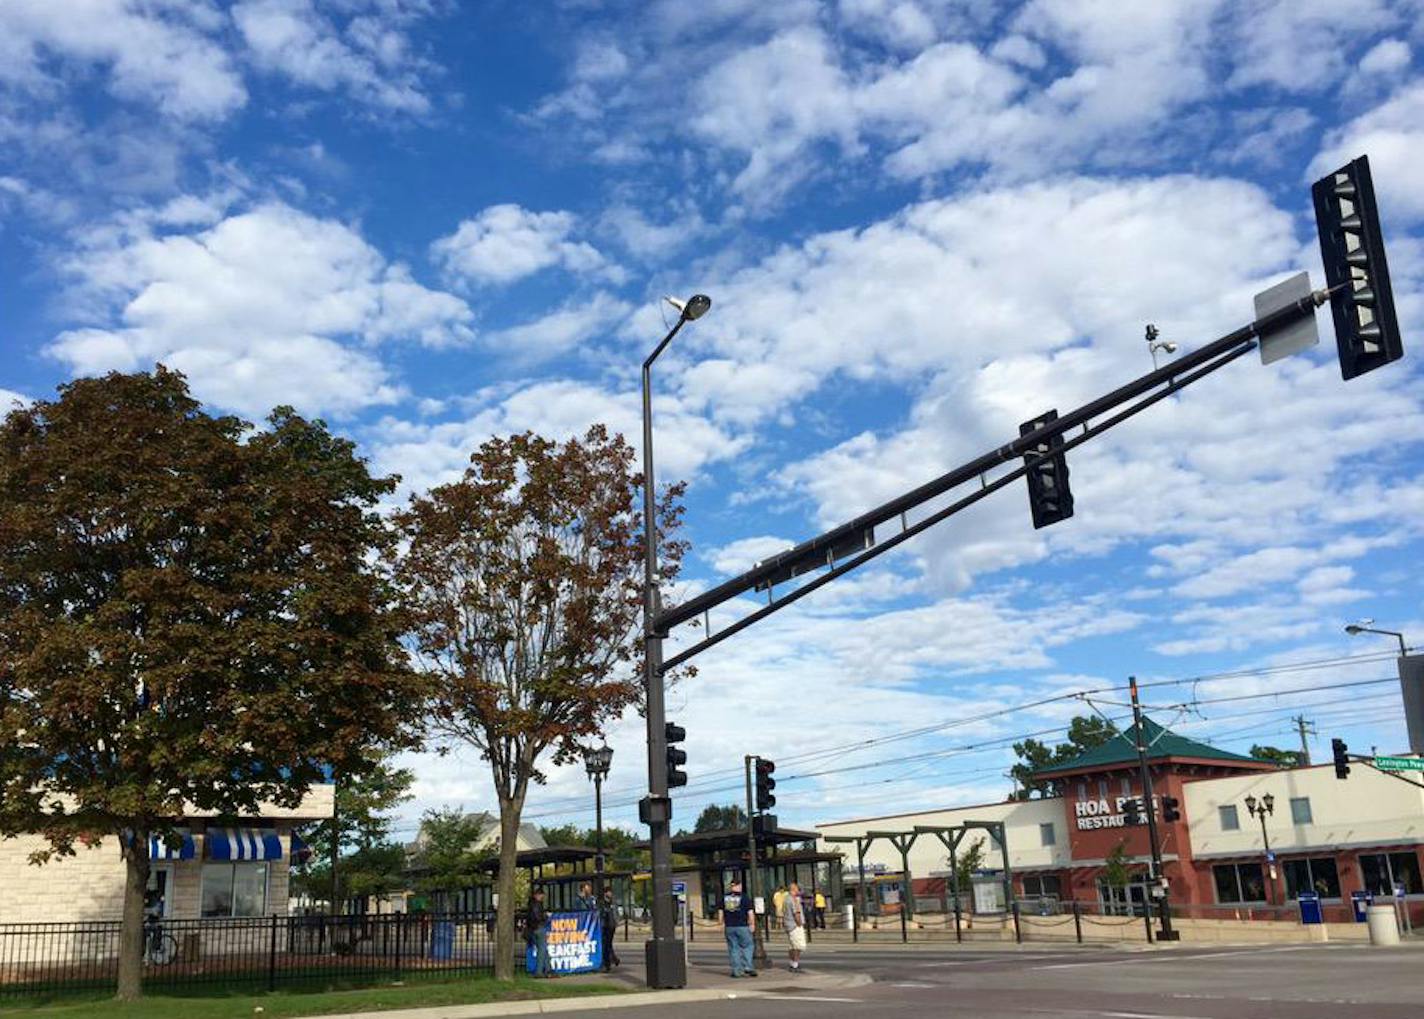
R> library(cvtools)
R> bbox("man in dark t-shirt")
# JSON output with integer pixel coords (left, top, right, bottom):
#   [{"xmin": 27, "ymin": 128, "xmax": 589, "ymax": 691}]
[{"xmin": 720, "ymin": 878, "xmax": 758, "ymax": 978}]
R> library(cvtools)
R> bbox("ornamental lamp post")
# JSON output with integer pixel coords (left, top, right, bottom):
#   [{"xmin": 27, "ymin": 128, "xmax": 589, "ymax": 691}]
[
  {"xmin": 640, "ymin": 292, "xmax": 711, "ymax": 989},
  {"xmin": 584, "ymin": 742, "xmax": 614, "ymax": 895},
  {"xmin": 1245, "ymin": 792, "xmax": 1278, "ymax": 904}
]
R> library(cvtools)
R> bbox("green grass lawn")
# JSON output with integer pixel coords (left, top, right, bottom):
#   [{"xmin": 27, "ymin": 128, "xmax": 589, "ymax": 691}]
[{"xmin": 0, "ymin": 974, "xmax": 627, "ymax": 1019}]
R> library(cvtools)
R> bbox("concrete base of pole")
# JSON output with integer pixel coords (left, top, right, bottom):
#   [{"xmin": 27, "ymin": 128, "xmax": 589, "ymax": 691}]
[{"xmin": 645, "ymin": 938, "xmax": 687, "ymax": 988}]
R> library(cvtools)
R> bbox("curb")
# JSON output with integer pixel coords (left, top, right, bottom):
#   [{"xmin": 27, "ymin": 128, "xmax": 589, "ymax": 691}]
[{"xmin": 304, "ymin": 985, "xmax": 841, "ymax": 1019}]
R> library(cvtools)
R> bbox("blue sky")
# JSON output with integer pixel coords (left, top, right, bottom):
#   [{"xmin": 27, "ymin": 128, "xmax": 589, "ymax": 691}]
[{"xmin": 4, "ymin": 1, "xmax": 1424, "ymax": 840}]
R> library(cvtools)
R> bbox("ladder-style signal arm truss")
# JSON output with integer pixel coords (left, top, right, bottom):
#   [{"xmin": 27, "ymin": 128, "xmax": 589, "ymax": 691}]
[{"xmin": 653, "ymin": 283, "xmax": 1335, "ymax": 668}]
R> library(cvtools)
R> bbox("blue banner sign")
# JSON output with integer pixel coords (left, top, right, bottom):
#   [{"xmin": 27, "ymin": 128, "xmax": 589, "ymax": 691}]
[
  {"xmin": 1297, "ymin": 891, "xmax": 1322, "ymax": 925},
  {"xmin": 1350, "ymin": 890, "xmax": 1374, "ymax": 923},
  {"xmin": 527, "ymin": 911, "xmax": 603, "ymax": 974}
]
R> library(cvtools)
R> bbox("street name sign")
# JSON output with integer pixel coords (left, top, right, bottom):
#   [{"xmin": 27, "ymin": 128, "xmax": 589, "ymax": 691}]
[{"xmin": 1374, "ymin": 756, "xmax": 1424, "ymax": 771}]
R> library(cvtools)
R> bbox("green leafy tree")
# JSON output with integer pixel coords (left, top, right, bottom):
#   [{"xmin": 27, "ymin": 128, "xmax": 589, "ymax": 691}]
[
  {"xmin": 0, "ymin": 370, "xmax": 421, "ymax": 1000},
  {"xmin": 1010, "ymin": 716, "xmax": 1120, "ymax": 799},
  {"xmin": 952, "ymin": 838, "xmax": 986, "ymax": 894},
  {"xmin": 694, "ymin": 803, "xmax": 748, "ymax": 833},
  {"xmin": 1249, "ymin": 744, "xmax": 1303, "ymax": 768},
  {"xmin": 412, "ymin": 808, "xmax": 493, "ymax": 897},
  {"xmin": 538, "ymin": 823, "xmax": 588, "ymax": 847},
  {"xmin": 1102, "ymin": 840, "xmax": 1134, "ymax": 889},
  {"xmin": 394, "ymin": 426, "xmax": 686, "ymax": 977},
  {"xmin": 292, "ymin": 756, "xmax": 415, "ymax": 905}
]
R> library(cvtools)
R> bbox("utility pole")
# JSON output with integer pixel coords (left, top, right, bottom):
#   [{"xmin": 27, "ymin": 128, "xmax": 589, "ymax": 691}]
[
  {"xmin": 743, "ymin": 756, "xmax": 768, "ymax": 966},
  {"xmin": 1128, "ymin": 677, "xmax": 1176, "ymax": 941},
  {"xmin": 1293, "ymin": 715, "xmax": 1316, "ymax": 766}
]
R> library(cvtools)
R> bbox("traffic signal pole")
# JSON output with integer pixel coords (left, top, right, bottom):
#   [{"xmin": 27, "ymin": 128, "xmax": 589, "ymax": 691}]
[
  {"xmin": 743, "ymin": 756, "xmax": 768, "ymax": 966},
  {"xmin": 1129, "ymin": 676, "xmax": 1176, "ymax": 941}
]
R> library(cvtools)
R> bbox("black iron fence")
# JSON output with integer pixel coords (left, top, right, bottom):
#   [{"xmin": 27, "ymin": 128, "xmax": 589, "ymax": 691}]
[{"xmin": 0, "ymin": 911, "xmax": 495, "ymax": 998}]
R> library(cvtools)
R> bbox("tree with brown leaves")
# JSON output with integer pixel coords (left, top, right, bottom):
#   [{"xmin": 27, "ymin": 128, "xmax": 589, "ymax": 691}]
[
  {"xmin": 0, "ymin": 369, "xmax": 421, "ymax": 1000},
  {"xmin": 394, "ymin": 426, "xmax": 686, "ymax": 979}
]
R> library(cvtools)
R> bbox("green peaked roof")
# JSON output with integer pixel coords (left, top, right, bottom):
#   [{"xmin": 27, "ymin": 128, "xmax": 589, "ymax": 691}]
[{"xmin": 1033, "ymin": 716, "xmax": 1261, "ymax": 777}]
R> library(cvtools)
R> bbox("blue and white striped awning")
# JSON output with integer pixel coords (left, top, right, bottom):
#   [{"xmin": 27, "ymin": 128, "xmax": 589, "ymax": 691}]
[
  {"xmin": 149, "ymin": 831, "xmax": 196, "ymax": 861},
  {"xmin": 207, "ymin": 828, "xmax": 283, "ymax": 861}
]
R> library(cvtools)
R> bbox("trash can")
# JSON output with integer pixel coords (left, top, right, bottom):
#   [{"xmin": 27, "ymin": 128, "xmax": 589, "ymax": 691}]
[
  {"xmin": 1366, "ymin": 904, "xmax": 1400, "ymax": 946},
  {"xmin": 430, "ymin": 921, "xmax": 455, "ymax": 960}
]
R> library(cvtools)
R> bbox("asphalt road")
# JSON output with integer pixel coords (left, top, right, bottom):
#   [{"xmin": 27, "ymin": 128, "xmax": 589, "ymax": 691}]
[{"xmin": 564, "ymin": 941, "xmax": 1424, "ymax": 1019}]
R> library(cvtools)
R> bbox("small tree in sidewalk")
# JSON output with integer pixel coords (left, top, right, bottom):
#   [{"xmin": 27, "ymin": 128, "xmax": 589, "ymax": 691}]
[{"xmin": 394, "ymin": 426, "xmax": 688, "ymax": 979}]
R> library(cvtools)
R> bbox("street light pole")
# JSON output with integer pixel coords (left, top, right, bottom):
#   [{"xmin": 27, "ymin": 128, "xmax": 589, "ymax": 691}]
[
  {"xmin": 639, "ymin": 294, "xmax": 711, "ymax": 990},
  {"xmin": 1345, "ymin": 623, "xmax": 1408, "ymax": 655},
  {"xmin": 1345, "ymin": 623, "xmax": 1424, "ymax": 753},
  {"xmin": 584, "ymin": 744, "xmax": 613, "ymax": 896},
  {"xmin": 1245, "ymin": 793, "xmax": 1277, "ymax": 904}
]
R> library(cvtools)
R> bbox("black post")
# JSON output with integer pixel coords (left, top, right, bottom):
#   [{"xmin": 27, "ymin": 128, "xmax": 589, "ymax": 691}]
[
  {"xmin": 1073, "ymin": 899, "xmax": 1082, "ymax": 944},
  {"xmin": 1129, "ymin": 676, "xmax": 1177, "ymax": 941},
  {"xmin": 855, "ymin": 840, "xmax": 865, "ymax": 943},
  {"xmin": 950, "ymin": 835, "xmax": 961, "ymax": 943},
  {"xmin": 640, "ymin": 312, "xmax": 693, "ymax": 989},
  {"xmin": 1012, "ymin": 900, "xmax": 1022, "ymax": 944},
  {"xmin": 593, "ymin": 771, "xmax": 606, "ymax": 897},
  {"xmin": 268, "ymin": 914, "xmax": 278, "ymax": 992},
  {"xmin": 330, "ymin": 774, "xmax": 340, "ymax": 915},
  {"xmin": 745, "ymin": 756, "xmax": 768, "ymax": 966}
]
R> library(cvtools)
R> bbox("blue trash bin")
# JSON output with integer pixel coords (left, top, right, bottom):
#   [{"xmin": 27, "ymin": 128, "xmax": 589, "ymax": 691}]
[{"xmin": 431, "ymin": 920, "xmax": 455, "ymax": 959}]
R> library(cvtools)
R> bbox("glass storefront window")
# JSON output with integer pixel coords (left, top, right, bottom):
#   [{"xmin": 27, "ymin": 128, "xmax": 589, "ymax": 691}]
[
  {"xmin": 1360, "ymin": 852, "xmax": 1423, "ymax": 896},
  {"xmin": 201, "ymin": 862, "xmax": 269, "ymax": 917},
  {"xmin": 1212, "ymin": 862, "xmax": 1265, "ymax": 903},
  {"xmin": 1283, "ymin": 856, "xmax": 1340, "ymax": 899}
]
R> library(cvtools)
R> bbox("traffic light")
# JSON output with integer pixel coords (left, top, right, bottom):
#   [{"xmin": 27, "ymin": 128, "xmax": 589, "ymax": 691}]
[
  {"xmin": 1312, "ymin": 155, "xmax": 1404, "ymax": 380},
  {"xmin": 1122, "ymin": 798, "xmax": 1142, "ymax": 826},
  {"xmin": 1161, "ymin": 796, "xmax": 1181, "ymax": 823},
  {"xmin": 1332, "ymin": 737, "xmax": 1351, "ymax": 780},
  {"xmin": 1020, "ymin": 410, "xmax": 1074, "ymax": 529},
  {"xmin": 754, "ymin": 757, "xmax": 776, "ymax": 811},
  {"xmin": 665, "ymin": 722, "xmax": 688, "ymax": 788}
]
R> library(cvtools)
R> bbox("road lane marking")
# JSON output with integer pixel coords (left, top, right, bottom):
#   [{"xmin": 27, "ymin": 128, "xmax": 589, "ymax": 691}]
[{"xmin": 770, "ymin": 995, "xmax": 860, "ymax": 1002}]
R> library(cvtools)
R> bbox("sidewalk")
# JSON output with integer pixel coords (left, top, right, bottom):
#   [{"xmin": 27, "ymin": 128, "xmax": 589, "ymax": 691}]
[{"xmin": 301, "ymin": 952, "xmax": 871, "ymax": 1019}]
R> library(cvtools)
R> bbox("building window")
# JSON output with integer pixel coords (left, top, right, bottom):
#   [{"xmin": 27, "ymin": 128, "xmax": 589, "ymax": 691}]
[
  {"xmin": 1283, "ymin": 857, "xmax": 1340, "ymax": 900},
  {"xmin": 1218, "ymin": 805, "xmax": 1240, "ymax": 831},
  {"xmin": 1120, "ymin": 777, "xmax": 1131, "ymax": 796},
  {"xmin": 1289, "ymin": 797, "xmax": 1313, "ymax": 824},
  {"xmin": 1040, "ymin": 823, "xmax": 1056, "ymax": 847},
  {"xmin": 1360, "ymin": 852, "xmax": 1424, "ymax": 896},
  {"xmin": 1213, "ymin": 862, "xmax": 1266, "ymax": 903},
  {"xmin": 1023, "ymin": 875, "xmax": 1062, "ymax": 898},
  {"xmin": 1077, "ymin": 782, "xmax": 1087, "ymax": 800},
  {"xmin": 1097, "ymin": 778, "xmax": 1109, "ymax": 798},
  {"xmin": 201, "ymin": 862, "xmax": 270, "ymax": 918}
]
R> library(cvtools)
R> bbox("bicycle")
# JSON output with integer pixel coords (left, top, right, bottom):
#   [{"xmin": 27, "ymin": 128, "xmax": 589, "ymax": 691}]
[{"xmin": 143, "ymin": 915, "xmax": 179, "ymax": 966}]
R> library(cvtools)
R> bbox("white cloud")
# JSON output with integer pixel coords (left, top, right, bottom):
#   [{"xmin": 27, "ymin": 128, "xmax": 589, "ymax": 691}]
[
  {"xmin": 48, "ymin": 200, "xmax": 472, "ymax": 418},
  {"xmin": 0, "ymin": 0, "xmax": 247, "ymax": 120},
  {"xmin": 0, "ymin": 387, "xmax": 31, "ymax": 411},
  {"xmin": 1359, "ymin": 38, "xmax": 1413, "ymax": 77},
  {"xmin": 367, "ymin": 379, "xmax": 750, "ymax": 499},
  {"xmin": 1312, "ymin": 81, "xmax": 1424, "ymax": 223},
  {"xmin": 432, "ymin": 204, "xmax": 618, "ymax": 286},
  {"xmin": 705, "ymin": 535, "xmax": 796, "ymax": 575},
  {"xmin": 233, "ymin": 0, "xmax": 434, "ymax": 114},
  {"xmin": 482, "ymin": 292, "xmax": 632, "ymax": 364}
]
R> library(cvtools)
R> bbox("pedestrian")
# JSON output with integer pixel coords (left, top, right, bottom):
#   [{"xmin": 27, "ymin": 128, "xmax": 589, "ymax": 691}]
[
  {"xmin": 720, "ymin": 877, "xmax": 758, "ymax": 978},
  {"xmin": 576, "ymin": 881, "xmax": 597, "ymax": 912},
  {"xmin": 813, "ymin": 889, "xmax": 827, "ymax": 929},
  {"xmin": 772, "ymin": 885, "xmax": 786, "ymax": 929},
  {"xmin": 598, "ymin": 886, "xmax": 621, "ymax": 971},
  {"xmin": 781, "ymin": 881, "xmax": 807, "ymax": 972},
  {"xmin": 527, "ymin": 887, "xmax": 553, "ymax": 978}
]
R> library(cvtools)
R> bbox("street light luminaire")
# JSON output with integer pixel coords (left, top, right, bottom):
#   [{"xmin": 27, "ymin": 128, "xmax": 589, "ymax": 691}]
[{"xmin": 663, "ymin": 294, "xmax": 712, "ymax": 321}]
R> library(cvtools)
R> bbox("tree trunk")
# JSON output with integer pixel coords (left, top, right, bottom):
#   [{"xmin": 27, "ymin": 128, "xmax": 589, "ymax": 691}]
[
  {"xmin": 116, "ymin": 833, "xmax": 150, "ymax": 1001},
  {"xmin": 493, "ymin": 797, "xmax": 524, "ymax": 980}
]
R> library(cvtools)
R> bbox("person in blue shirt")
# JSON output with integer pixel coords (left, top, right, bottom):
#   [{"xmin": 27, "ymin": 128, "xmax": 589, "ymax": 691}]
[{"xmin": 720, "ymin": 877, "xmax": 758, "ymax": 978}]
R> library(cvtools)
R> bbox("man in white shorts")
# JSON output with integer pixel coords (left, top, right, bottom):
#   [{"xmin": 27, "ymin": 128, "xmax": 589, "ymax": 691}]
[{"xmin": 781, "ymin": 881, "xmax": 807, "ymax": 972}]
